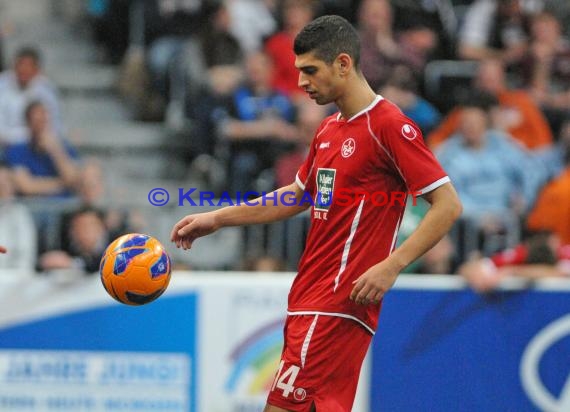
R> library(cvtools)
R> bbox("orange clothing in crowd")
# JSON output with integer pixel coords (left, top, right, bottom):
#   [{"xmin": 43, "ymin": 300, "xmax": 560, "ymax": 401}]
[
  {"xmin": 427, "ymin": 90, "xmax": 553, "ymax": 150},
  {"xmin": 527, "ymin": 168, "xmax": 570, "ymax": 244}
]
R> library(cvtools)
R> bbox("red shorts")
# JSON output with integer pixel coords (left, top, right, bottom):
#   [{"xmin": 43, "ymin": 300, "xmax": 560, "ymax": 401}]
[{"xmin": 267, "ymin": 314, "xmax": 372, "ymax": 412}]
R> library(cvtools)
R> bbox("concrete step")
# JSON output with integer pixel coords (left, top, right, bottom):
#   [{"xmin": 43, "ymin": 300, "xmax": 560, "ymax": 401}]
[
  {"xmin": 62, "ymin": 95, "xmax": 129, "ymax": 126},
  {"xmin": 51, "ymin": 64, "xmax": 117, "ymax": 95},
  {"xmin": 72, "ymin": 123, "xmax": 178, "ymax": 150}
]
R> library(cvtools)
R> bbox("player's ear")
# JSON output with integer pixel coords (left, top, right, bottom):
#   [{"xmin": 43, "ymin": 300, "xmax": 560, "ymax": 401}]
[{"xmin": 337, "ymin": 53, "xmax": 352, "ymax": 77}]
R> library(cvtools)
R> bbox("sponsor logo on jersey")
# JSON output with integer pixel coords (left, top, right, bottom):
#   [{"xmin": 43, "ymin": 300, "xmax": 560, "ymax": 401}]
[
  {"xmin": 520, "ymin": 314, "xmax": 570, "ymax": 412},
  {"xmin": 315, "ymin": 168, "xmax": 336, "ymax": 211},
  {"xmin": 341, "ymin": 138, "xmax": 356, "ymax": 158},
  {"xmin": 319, "ymin": 142, "xmax": 330, "ymax": 149},
  {"xmin": 401, "ymin": 124, "xmax": 418, "ymax": 140}
]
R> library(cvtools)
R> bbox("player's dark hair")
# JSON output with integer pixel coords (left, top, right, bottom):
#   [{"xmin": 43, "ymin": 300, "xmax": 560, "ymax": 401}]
[
  {"xmin": 15, "ymin": 46, "xmax": 42, "ymax": 66},
  {"xmin": 294, "ymin": 15, "xmax": 360, "ymax": 68}
]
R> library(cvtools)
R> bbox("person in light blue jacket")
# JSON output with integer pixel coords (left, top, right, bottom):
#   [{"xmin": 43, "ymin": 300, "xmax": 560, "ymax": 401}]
[{"xmin": 436, "ymin": 92, "xmax": 547, "ymax": 255}]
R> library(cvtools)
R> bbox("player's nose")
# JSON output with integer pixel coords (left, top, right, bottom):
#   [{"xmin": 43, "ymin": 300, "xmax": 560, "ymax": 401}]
[{"xmin": 298, "ymin": 73, "xmax": 309, "ymax": 89}]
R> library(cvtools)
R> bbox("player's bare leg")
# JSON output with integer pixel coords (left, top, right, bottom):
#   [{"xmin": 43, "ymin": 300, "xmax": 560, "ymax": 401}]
[{"xmin": 264, "ymin": 403, "xmax": 316, "ymax": 412}]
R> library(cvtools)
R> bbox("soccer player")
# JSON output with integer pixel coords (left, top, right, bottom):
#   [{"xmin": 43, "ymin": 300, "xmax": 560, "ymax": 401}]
[{"xmin": 171, "ymin": 15, "xmax": 462, "ymax": 412}]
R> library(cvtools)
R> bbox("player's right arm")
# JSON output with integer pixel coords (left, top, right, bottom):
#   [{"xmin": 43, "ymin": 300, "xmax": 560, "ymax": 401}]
[{"xmin": 171, "ymin": 182, "xmax": 309, "ymax": 250}]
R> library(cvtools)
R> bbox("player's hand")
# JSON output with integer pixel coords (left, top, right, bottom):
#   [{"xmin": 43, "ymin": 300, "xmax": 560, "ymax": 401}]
[
  {"xmin": 170, "ymin": 212, "xmax": 219, "ymax": 250},
  {"xmin": 350, "ymin": 260, "xmax": 399, "ymax": 305},
  {"xmin": 0, "ymin": 246, "xmax": 6, "ymax": 254}
]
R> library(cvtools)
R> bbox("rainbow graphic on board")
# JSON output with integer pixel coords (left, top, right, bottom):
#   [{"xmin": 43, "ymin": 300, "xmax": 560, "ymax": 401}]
[{"xmin": 225, "ymin": 319, "xmax": 284, "ymax": 395}]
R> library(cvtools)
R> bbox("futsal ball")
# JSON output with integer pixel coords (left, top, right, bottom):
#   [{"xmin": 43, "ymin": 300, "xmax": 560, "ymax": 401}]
[{"xmin": 100, "ymin": 233, "xmax": 172, "ymax": 305}]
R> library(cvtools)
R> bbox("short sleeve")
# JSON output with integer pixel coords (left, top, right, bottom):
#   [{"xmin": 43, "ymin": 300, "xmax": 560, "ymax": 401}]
[
  {"xmin": 295, "ymin": 117, "xmax": 335, "ymax": 192},
  {"xmin": 378, "ymin": 116, "xmax": 449, "ymax": 195},
  {"xmin": 295, "ymin": 135, "xmax": 318, "ymax": 192}
]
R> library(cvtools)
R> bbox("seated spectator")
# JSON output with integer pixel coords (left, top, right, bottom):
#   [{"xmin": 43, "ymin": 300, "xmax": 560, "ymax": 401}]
[
  {"xmin": 457, "ymin": 0, "xmax": 531, "ymax": 67},
  {"xmin": 264, "ymin": 0, "xmax": 318, "ymax": 102},
  {"xmin": 379, "ymin": 65, "xmax": 441, "ymax": 135},
  {"xmin": 274, "ymin": 102, "xmax": 329, "ymax": 188},
  {"xmin": 0, "ymin": 46, "xmax": 62, "ymax": 146},
  {"xmin": 0, "ymin": 162, "xmax": 37, "ymax": 272},
  {"xmin": 240, "ymin": 254, "xmax": 287, "ymax": 272},
  {"xmin": 459, "ymin": 231, "xmax": 570, "ymax": 292},
  {"xmin": 526, "ymin": 135, "xmax": 570, "ymax": 244},
  {"xmin": 521, "ymin": 11, "xmax": 570, "ymax": 134},
  {"xmin": 60, "ymin": 158, "xmax": 145, "ymax": 248},
  {"xmin": 392, "ymin": 0, "xmax": 458, "ymax": 60},
  {"xmin": 357, "ymin": 0, "xmax": 427, "ymax": 91},
  {"xmin": 211, "ymin": 51, "xmax": 298, "ymax": 193},
  {"xmin": 532, "ymin": 116, "xmax": 570, "ymax": 181},
  {"xmin": 436, "ymin": 93, "xmax": 544, "ymax": 254},
  {"xmin": 200, "ymin": 1, "xmax": 243, "ymax": 94},
  {"xmin": 144, "ymin": 0, "xmax": 203, "ymax": 100},
  {"xmin": 226, "ymin": 0, "xmax": 276, "ymax": 53},
  {"xmin": 181, "ymin": 0, "xmax": 245, "ymax": 155},
  {"xmin": 5, "ymin": 101, "xmax": 80, "ymax": 197},
  {"xmin": 39, "ymin": 206, "xmax": 110, "ymax": 274},
  {"xmin": 428, "ymin": 58, "xmax": 553, "ymax": 150},
  {"xmin": 87, "ymin": 0, "xmax": 130, "ymax": 64}
]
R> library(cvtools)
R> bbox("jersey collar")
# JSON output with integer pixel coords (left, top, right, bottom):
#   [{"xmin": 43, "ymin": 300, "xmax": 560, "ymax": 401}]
[{"xmin": 337, "ymin": 95, "xmax": 384, "ymax": 123}]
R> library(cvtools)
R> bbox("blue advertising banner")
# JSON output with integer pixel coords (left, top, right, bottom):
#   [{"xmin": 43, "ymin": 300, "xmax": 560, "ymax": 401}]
[
  {"xmin": 370, "ymin": 284, "xmax": 570, "ymax": 412},
  {"xmin": 0, "ymin": 288, "xmax": 198, "ymax": 412}
]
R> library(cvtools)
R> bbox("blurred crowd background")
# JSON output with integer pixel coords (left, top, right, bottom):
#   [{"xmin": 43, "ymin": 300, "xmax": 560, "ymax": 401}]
[{"xmin": 0, "ymin": 0, "xmax": 569, "ymax": 287}]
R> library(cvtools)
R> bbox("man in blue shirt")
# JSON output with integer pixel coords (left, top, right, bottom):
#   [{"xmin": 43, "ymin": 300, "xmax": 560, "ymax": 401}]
[{"xmin": 5, "ymin": 101, "xmax": 79, "ymax": 197}]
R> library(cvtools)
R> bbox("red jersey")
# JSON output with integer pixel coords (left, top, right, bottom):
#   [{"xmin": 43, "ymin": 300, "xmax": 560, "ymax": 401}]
[{"xmin": 290, "ymin": 96, "xmax": 449, "ymax": 333}]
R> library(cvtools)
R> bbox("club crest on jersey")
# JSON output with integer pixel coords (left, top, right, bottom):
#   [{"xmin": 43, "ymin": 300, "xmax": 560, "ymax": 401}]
[
  {"xmin": 401, "ymin": 124, "xmax": 418, "ymax": 140},
  {"xmin": 341, "ymin": 138, "xmax": 356, "ymax": 158},
  {"xmin": 315, "ymin": 168, "xmax": 336, "ymax": 211}
]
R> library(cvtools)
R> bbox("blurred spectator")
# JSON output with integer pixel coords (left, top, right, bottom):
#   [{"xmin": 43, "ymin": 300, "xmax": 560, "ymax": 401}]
[
  {"xmin": 181, "ymin": 0, "xmax": 245, "ymax": 156},
  {"xmin": 87, "ymin": 0, "xmax": 130, "ymax": 64},
  {"xmin": 0, "ymin": 46, "xmax": 62, "ymax": 146},
  {"xmin": 39, "ymin": 206, "xmax": 109, "ymax": 274},
  {"xmin": 542, "ymin": 1, "xmax": 570, "ymax": 38},
  {"xmin": 379, "ymin": 65, "xmax": 441, "ymax": 135},
  {"xmin": 457, "ymin": 0, "xmax": 531, "ymax": 66},
  {"xmin": 357, "ymin": 0, "xmax": 413, "ymax": 91},
  {"xmin": 240, "ymin": 254, "xmax": 287, "ymax": 272},
  {"xmin": 227, "ymin": 0, "xmax": 276, "ymax": 53},
  {"xmin": 211, "ymin": 51, "xmax": 298, "ymax": 193},
  {"xmin": 274, "ymin": 102, "xmax": 329, "ymax": 188},
  {"xmin": 392, "ymin": 0, "xmax": 458, "ymax": 60},
  {"xmin": 521, "ymin": 11, "xmax": 570, "ymax": 134},
  {"xmin": 264, "ymin": 0, "xmax": 318, "ymax": 101},
  {"xmin": 526, "ymin": 128, "xmax": 570, "ymax": 244},
  {"xmin": 459, "ymin": 231, "xmax": 570, "ymax": 292},
  {"xmin": 5, "ymin": 101, "xmax": 80, "ymax": 197},
  {"xmin": 0, "ymin": 162, "xmax": 37, "ymax": 272},
  {"xmin": 61, "ymin": 158, "xmax": 145, "ymax": 246},
  {"xmin": 436, "ymin": 93, "xmax": 544, "ymax": 253},
  {"xmin": 144, "ymin": 0, "xmax": 204, "ymax": 99},
  {"xmin": 200, "ymin": 1, "xmax": 243, "ymax": 91},
  {"xmin": 428, "ymin": 58, "xmax": 553, "ymax": 150}
]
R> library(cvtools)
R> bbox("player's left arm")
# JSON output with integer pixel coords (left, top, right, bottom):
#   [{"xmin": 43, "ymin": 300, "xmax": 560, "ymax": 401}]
[{"xmin": 351, "ymin": 182, "xmax": 462, "ymax": 304}]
